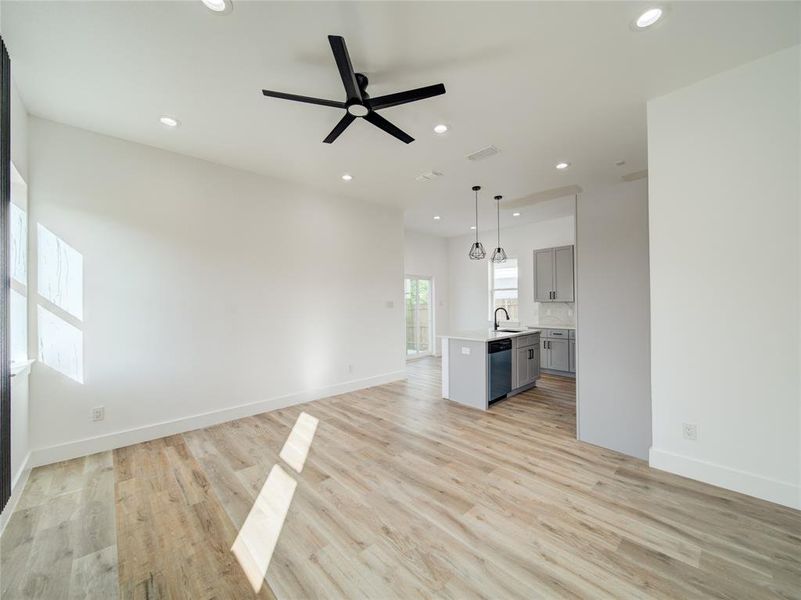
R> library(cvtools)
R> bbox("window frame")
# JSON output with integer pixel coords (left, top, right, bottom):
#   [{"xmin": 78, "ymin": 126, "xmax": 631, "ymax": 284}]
[{"xmin": 488, "ymin": 258, "xmax": 519, "ymax": 323}]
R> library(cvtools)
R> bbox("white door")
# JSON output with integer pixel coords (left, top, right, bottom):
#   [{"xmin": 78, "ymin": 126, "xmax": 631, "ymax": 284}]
[{"xmin": 405, "ymin": 277, "xmax": 433, "ymax": 358}]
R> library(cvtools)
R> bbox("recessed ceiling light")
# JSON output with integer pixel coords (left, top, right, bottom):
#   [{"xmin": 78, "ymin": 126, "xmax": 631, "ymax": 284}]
[
  {"xmin": 341, "ymin": 173, "xmax": 353, "ymax": 181},
  {"xmin": 159, "ymin": 116, "xmax": 179, "ymax": 128},
  {"xmin": 202, "ymin": 0, "xmax": 230, "ymax": 13},
  {"xmin": 433, "ymin": 215, "xmax": 441, "ymax": 220},
  {"xmin": 635, "ymin": 8, "xmax": 663, "ymax": 28},
  {"xmin": 470, "ymin": 225, "xmax": 476, "ymax": 230},
  {"xmin": 513, "ymin": 212, "xmax": 521, "ymax": 217},
  {"xmin": 556, "ymin": 162, "xmax": 570, "ymax": 170},
  {"xmin": 433, "ymin": 124, "xmax": 448, "ymax": 134}
]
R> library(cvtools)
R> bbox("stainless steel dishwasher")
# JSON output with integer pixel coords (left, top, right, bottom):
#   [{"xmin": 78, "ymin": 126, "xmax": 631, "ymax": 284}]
[{"xmin": 487, "ymin": 338, "xmax": 512, "ymax": 404}]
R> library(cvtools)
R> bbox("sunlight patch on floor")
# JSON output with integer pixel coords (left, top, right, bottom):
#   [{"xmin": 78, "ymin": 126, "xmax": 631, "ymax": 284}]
[
  {"xmin": 231, "ymin": 464, "xmax": 297, "ymax": 593},
  {"xmin": 279, "ymin": 411, "xmax": 318, "ymax": 473}
]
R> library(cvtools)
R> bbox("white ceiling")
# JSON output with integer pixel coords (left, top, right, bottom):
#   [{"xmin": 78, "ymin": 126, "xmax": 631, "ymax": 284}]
[{"xmin": 2, "ymin": 1, "xmax": 799, "ymax": 236}]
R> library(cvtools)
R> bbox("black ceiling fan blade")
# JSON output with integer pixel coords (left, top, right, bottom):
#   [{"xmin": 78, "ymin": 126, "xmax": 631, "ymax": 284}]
[
  {"xmin": 323, "ymin": 113, "xmax": 356, "ymax": 144},
  {"xmin": 369, "ymin": 83, "xmax": 446, "ymax": 111},
  {"xmin": 328, "ymin": 35, "xmax": 362, "ymax": 103},
  {"xmin": 262, "ymin": 90, "xmax": 346, "ymax": 109},
  {"xmin": 363, "ymin": 111, "xmax": 414, "ymax": 144}
]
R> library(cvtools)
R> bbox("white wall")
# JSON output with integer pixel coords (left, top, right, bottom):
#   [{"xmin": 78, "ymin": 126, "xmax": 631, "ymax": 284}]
[
  {"xmin": 403, "ymin": 229, "xmax": 449, "ymax": 354},
  {"xmin": 576, "ymin": 179, "xmax": 651, "ymax": 460},
  {"xmin": 648, "ymin": 46, "xmax": 800, "ymax": 508},
  {"xmin": 447, "ymin": 215, "xmax": 575, "ymax": 332},
  {"xmin": 27, "ymin": 117, "xmax": 405, "ymax": 465}
]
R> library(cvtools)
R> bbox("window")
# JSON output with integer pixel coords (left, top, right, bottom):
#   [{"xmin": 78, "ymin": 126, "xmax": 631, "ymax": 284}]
[
  {"xmin": 490, "ymin": 258, "xmax": 519, "ymax": 322},
  {"xmin": 9, "ymin": 189, "xmax": 28, "ymax": 364}
]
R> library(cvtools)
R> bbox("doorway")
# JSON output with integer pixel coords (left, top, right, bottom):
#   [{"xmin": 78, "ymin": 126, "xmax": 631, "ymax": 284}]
[{"xmin": 404, "ymin": 276, "xmax": 432, "ymax": 359}]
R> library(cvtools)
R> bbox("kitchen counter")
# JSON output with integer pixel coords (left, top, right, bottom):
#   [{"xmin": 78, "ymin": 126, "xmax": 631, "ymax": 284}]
[
  {"xmin": 441, "ymin": 329, "xmax": 541, "ymax": 343},
  {"xmin": 526, "ymin": 323, "xmax": 576, "ymax": 330}
]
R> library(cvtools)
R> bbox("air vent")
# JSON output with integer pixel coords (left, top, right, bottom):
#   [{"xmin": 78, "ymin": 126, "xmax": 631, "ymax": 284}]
[
  {"xmin": 622, "ymin": 169, "xmax": 648, "ymax": 182},
  {"xmin": 415, "ymin": 170, "xmax": 444, "ymax": 182},
  {"xmin": 466, "ymin": 145, "xmax": 500, "ymax": 161}
]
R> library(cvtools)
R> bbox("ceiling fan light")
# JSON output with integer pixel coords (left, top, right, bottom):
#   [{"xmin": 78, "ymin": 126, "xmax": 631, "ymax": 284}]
[
  {"xmin": 491, "ymin": 247, "xmax": 508, "ymax": 263},
  {"xmin": 469, "ymin": 242, "xmax": 486, "ymax": 260}
]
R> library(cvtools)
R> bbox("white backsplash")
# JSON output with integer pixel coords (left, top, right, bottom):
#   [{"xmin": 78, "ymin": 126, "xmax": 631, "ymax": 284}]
[{"xmin": 532, "ymin": 302, "xmax": 575, "ymax": 326}]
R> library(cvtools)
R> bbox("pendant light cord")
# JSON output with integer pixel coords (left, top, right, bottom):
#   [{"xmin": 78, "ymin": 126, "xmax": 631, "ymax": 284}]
[
  {"xmin": 475, "ymin": 188, "xmax": 479, "ymax": 243},
  {"xmin": 496, "ymin": 197, "xmax": 500, "ymax": 246}
]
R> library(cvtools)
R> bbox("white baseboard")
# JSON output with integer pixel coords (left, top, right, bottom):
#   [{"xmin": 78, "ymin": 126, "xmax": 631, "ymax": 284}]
[
  {"xmin": 0, "ymin": 452, "xmax": 32, "ymax": 535},
  {"xmin": 649, "ymin": 447, "xmax": 800, "ymax": 510},
  {"xmin": 29, "ymin": 370, "xmax": 406, "ymax": 469}
]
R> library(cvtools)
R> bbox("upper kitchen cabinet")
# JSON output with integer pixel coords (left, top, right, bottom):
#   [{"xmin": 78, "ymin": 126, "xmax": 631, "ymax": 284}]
[{"xmin": 533, "ymin": 245, "xmax": 574, "ymax": 302}]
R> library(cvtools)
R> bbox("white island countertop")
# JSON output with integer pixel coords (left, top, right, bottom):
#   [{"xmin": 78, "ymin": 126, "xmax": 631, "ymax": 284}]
[{"xmin": 440, "ymin": 329, "xmax": 542, "ymax": 343}]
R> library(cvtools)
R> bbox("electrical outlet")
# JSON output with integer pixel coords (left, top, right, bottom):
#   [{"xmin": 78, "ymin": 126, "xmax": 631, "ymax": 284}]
[
  {"xmin": 91, "ymin": 406, "xmax": 105, "ymax": 422},
  {"xmin": 385, "ymin": 300, "xmax": 394, "ymax": 309},
  {"xmin": 346, "ymin": 363, "xmax": 354, "ymax": 374},
  {"xmin": 682, "ymin": 423, "xmax": 698, "ymax": 441}
]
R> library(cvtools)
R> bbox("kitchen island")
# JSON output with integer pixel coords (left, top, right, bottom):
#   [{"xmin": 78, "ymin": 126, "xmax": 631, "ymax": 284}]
[{"xmin": 440, "ymin": 329, "xmax": 541, "ymax": 410}]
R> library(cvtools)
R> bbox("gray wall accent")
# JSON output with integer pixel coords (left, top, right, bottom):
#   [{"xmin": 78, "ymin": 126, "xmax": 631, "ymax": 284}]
[{"xmin": 576, "ymin": 180, "xmax": 651, "ymax": 459}]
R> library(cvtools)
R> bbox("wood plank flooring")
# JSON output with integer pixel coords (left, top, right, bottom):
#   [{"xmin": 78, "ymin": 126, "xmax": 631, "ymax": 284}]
[{"xmin": 2, "ymin": 357, "xmax": 800, "ymax": 599}]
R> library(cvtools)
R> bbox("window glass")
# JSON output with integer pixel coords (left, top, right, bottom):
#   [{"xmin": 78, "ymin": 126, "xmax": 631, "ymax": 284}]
[
  {"xmin": 10, "ymin": 202, "xmax": 26, "ymax": 285},
  {"xmin": 490, "ymin": 258, "xmax": 519, "ymax": 322}
]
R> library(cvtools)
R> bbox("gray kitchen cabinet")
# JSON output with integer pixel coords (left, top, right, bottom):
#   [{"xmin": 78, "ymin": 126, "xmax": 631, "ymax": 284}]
[
  {"xmin": 569, "ymin": 339, "xmax": 576, "ymax": 373},
  {"xmin": 515, "ymin": 347, "xmax": 529, "ymax": 389},
  {"xmin": 554, "ymin": 246, "xmax": 574, "ymax": 301},
  {"xmin": 533, "ymin": 245, "xmax": 575, "ymax": 302},
  {"xmin": 513, "ymin": 335, "xmax": 540, "ymax": 389},
  {"xmin": 540, "ymin": 336, "xmax": 549, "ymax": 368},
  {"xmin": 540, "ymin": 330, "xmax": 572, "ymax": 373},
  {"xmin": 534, "ymin": 249, "xmax": 554, "ymax": 302},
  {"xmin": 549, "ymin": 339, "xmax": 570, "ymax": 371}
]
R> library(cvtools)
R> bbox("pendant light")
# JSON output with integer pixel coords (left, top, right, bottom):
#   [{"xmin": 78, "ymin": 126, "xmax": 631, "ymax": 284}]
[
  {"xmin": 490, "ymin": 195, "xmax": 508, "ymax": 263},
  {"xmin": 468, "ymin": 185, "xmax": 486, "ymax": 260}
]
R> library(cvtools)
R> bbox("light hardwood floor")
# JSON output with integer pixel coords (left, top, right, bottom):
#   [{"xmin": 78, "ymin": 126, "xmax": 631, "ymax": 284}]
[{"xmin": 2, "ymin": 357, "xmax": 800, "ymax": 599}]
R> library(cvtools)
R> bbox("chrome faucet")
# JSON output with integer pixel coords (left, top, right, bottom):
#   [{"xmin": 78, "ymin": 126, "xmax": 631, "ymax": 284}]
[{"xmin": 494, "ymin": 307, "xmax": 510, "ymax": 331}]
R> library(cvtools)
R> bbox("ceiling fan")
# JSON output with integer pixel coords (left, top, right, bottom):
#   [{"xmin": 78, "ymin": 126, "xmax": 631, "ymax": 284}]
[{"xmin": 261, "ymin": 35, "xmax": 446, "ymax": 144}]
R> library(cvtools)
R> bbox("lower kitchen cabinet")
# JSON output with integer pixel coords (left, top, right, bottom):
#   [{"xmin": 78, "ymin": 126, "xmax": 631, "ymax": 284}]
[
  {"xmin": 548, "ymin": 339, "xmax": 570, "ymax": 371},
  {"xmin": 513, "ymin": 335, "xmax": 540, "ymax": 390},
  {"xmin": 515, "ymin": 346, "xmax": 539, "ymax": 389},
  {"xmin": 540, "ymin": 328, "xmax": 574, "ymax": 374},
  {"xmin": 569, "ymin": 339, "xmax": 576, "ymax": 373}
]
